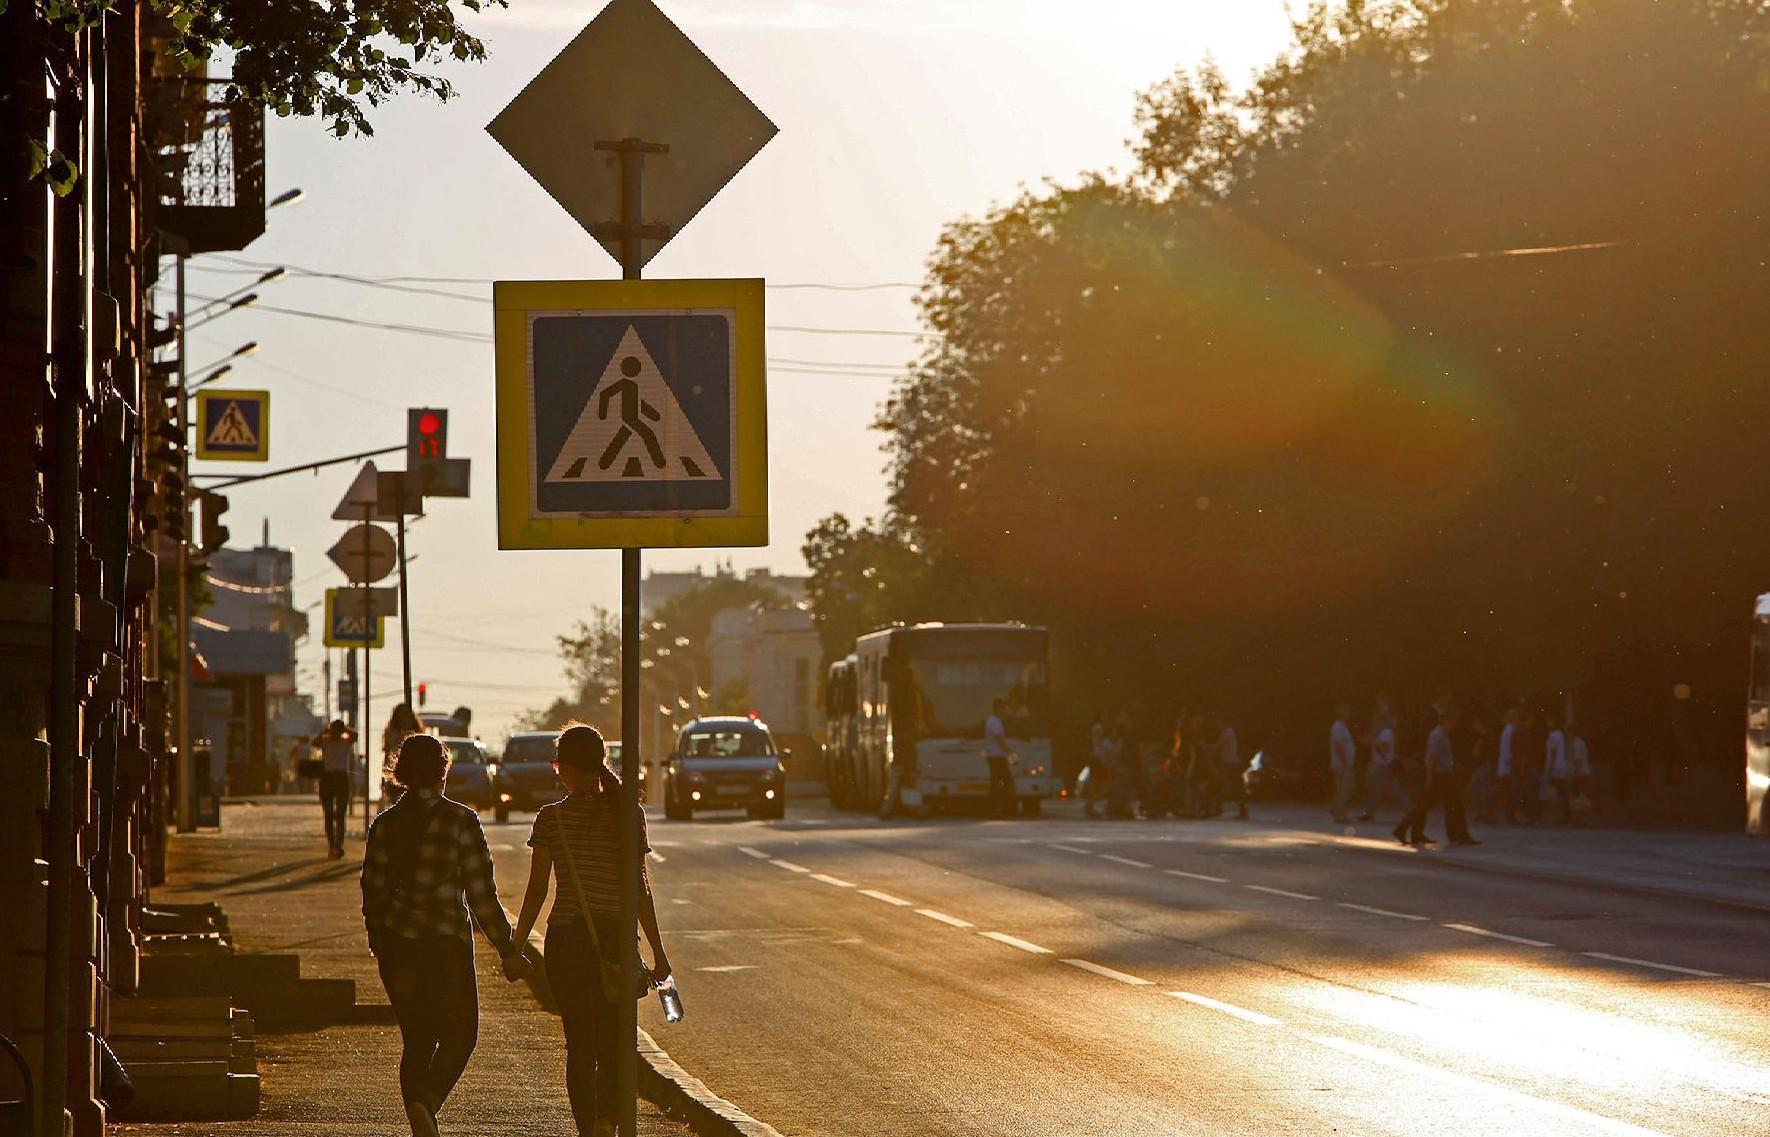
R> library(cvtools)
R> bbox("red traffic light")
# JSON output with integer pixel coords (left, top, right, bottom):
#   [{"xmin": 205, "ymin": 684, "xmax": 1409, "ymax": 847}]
[
  {"xmin": 418, "ymin": 411, "xmax": 441, "ymax": 437},
  {"xmin": 408, "ymin": 407, "xmax": 448, "ymax": 463}
]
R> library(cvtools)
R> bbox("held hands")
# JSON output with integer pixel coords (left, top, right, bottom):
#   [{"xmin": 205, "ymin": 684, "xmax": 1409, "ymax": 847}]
[{"xmin": 501, "ymin": 945, "xmax": 534, "ymax": 982}]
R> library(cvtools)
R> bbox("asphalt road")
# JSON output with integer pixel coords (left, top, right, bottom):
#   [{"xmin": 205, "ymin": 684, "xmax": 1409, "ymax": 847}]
[{"xmin": 484, "ymin": 798, "xmax": 1770, "ymax": 1137}]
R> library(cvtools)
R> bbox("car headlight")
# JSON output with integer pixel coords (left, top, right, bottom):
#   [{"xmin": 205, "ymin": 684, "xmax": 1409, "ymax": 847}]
[{"xmin": 1025, "ymin": 765, "xmax": 1048, "ymax": 778}]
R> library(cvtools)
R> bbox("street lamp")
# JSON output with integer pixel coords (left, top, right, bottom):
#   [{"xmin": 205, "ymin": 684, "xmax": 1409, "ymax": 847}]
[
  {"xmin": 269, "ymin": 187, "xmax": 306, "ymax": 209},
  {"xmin": 187, "ymin": 292, "xmax": 259, "ymax": 330}
]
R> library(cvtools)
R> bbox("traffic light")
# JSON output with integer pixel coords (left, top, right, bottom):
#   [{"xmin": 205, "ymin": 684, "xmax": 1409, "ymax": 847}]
[
  {"xmin": 198, "ymin": 490, "xmax": 230, "ymax": 552},
  {"xmin": 407, "ymin": 407, "xmax": 448, "ymax": 494},
  {"xmin": 417, "ymin": 682, "xmax": 428, "ymax": 707}
]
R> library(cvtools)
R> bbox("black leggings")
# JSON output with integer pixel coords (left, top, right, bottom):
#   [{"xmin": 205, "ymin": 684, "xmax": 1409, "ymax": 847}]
[
  {"xmin": 375, "ymin": 934, "xmax": 478, "ymax": 1111},
  {"xmin": 319, "ymin": 770, "xmax": 351, "ymax": 847},
  {"xmin": 547, "ymin": 919, "xmax": 622, "ymax": 1135}
]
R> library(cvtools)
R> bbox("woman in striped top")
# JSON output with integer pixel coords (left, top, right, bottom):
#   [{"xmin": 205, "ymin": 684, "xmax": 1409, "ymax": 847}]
[{"xmin": 511, "ymin": 724, "xmax": 671, "ymax": 1137}]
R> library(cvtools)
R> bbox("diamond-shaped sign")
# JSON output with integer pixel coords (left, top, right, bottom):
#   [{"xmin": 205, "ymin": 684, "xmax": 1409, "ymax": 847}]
[{"xmin": 486, "ymin": 0, "xmax": 777, "ymax": 268}]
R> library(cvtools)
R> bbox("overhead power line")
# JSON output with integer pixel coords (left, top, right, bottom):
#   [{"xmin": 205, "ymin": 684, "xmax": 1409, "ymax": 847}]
[{"xmin": 196, "ymin": 254, "xmax": 918, "ymax": 293}]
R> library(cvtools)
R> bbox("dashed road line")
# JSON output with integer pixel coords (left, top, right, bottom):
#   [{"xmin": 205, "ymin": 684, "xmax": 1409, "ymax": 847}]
[
  {"xmin": 648, "ymin": 850, "xmax": 667, "ymax": 864},
  {"xmin": 696, "ymin": 965, "xmax": 756, "ymax": 973},
  {"xmin": 1582, "ymin": 951, "xmax": 1722, "ymax": 978},
  {"xmin": 915, "ymin": 908, "xmax": 974, "ymax": 929},
  {"xmin": 1167, "ymin": 991, "xmax": 1282, "ymax": 1027},
  {"xmin": 737, "ymin": 846, "xmax": 770, "ymax": 859},
  {"xmin": 811, "ymin": 873, "xmax": 855, "ymax": 888},
  {"xmin": 1338, "ymin": 902, "xmax": 1429, "ymax": 922},
  {"xmin": 979, "ymin": 931, "xmax": 1052, "ymax": 955},
  {"xmin": 1307, "ymin": 1033, "xmax": 1673, "ymax": 1137},
  {"xmin": 1100, "ymin": 854, "xmax": 1153, "ymax": 868},
  {"xmin": 770, "ymin": 859, "xmax": 810, "ymax": 873},
  {"xmin": 1164, "ymin": 869, "xmax": 1228, "ymax": 883},
  {"xmin": 1443, "ymin": 923, "xmax": 1553, "ymax": 948},
  {"xmin": 860, "ymin": 888, "xmax": 912, "ymax": 907},
  {"xmin": 1245, "ymin": 884, "xmax": 1318, "ymax": 901},
  {"xmin": 1062, "ymin": 959, "xmax": 1153, "ymax": 986},
  {"xmin": 1049, "ymin": 844, "xmax": 1093, "ymax": 855}
]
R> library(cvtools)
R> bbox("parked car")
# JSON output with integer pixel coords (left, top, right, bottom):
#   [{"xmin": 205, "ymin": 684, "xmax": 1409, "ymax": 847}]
[
  {"xmin": 440, "ymin": 737, "xmax": 494, "ymax": 810},
  {"xmin": 663, "ymin": 715, "xmax": 786, "ymax": 821}
]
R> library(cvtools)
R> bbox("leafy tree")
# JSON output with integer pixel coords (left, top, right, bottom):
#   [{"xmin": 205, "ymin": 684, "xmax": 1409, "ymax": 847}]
[
  {"xmin": 520, "ymin": 609, "xmax": 620, "ymax": 736},
  {"xmin": 819, "ymin": 0, "xmax": 1770, "ymax": 780},
  {"xmin": 18, "ymin": 0, "xmax": 505, "ymax": 141}
]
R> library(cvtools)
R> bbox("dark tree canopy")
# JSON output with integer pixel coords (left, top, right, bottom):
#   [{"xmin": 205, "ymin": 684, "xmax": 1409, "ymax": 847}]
[{"xmin": 813, "ymin": 0, "xmax": 1770, "ymax": 771}]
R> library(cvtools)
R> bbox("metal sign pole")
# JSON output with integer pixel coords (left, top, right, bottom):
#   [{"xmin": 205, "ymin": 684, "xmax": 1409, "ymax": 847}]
[
  {"xmin": 362, "ymin": 501, "xmax": 373, "ymax": 836},
  {"xmin": 600, "ymin": 133, "xmax": 667, "ymax": 1137},
  {"xmin": 397, "ymin": 505, "xmax": 414, "ymax": 710}
]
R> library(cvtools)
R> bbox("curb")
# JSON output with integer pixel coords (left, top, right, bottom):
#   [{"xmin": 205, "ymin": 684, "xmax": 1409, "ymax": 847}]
[
  {"xmin": 504, "ymin": 908, "xmax": 784, "ymax": 1137},
  {"xmin": 1306, "ymin": 830, "xmax": 1770, "ymax": 917}
]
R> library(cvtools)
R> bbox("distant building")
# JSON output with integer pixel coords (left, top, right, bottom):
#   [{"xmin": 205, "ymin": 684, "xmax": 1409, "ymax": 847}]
[
  {"xmin": 192, "ymin": 542, "xmax": 318, "ymax": 796},
  {"xmin": 641, "ymin": 564, "xmax": 807, "ymax": 615},
  {"xmin": 707, "ymin": 602, "xmax": 821, "ymax": 739}
]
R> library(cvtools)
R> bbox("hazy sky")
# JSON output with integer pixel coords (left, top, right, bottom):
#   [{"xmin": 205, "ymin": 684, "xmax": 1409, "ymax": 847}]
[{"xmin": 186, "ymin": 0, "xmax": 1296, "ymax": 741}]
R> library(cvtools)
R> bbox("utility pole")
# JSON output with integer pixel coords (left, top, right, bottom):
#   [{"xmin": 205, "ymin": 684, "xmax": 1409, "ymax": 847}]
[
  {"xmin": 595, "ymin": 132, "xmax": 668, "ymax": 1137},
  {"xmin": 176, "ymin": 248, "xmax": 193, "ymax": 832},
  {"xmin": 362, "ymin": 501, "xmax": 373, "ymax": 835}
]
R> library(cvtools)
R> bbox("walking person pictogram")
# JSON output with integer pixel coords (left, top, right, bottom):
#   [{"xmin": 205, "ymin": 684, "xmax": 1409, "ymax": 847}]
[{"xmin": 598, "ymin": 355, "xmax": 666, "ymax": 477}]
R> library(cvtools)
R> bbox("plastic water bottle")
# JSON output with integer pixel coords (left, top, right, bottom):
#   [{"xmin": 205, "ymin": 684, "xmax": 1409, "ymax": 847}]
[{"xmin": 656, "ymin": 975, "xmax": 684, "ymax": 1024}]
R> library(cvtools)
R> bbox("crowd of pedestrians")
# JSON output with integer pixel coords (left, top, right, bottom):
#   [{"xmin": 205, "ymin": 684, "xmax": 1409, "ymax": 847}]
[
  {"xmin": 1081, "ymin": 706, "xmax": 1246, "ymax": 821},
  {"xmin": 1075, "ymin": 692, "xmax": 1596, "ymax": 843}
]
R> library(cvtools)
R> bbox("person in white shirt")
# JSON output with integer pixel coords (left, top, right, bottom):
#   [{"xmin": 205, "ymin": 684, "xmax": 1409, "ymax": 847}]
[
  {"xmin": 1359, "ymin": 710, "xmax": 1402, "ymax": 822},
  {"xmin": 984, "ymin": 699, "xmax": 1018, "ymax": 819},
  {"xmin": 1328, "ymin": 704, "xmax": 1357, "ymax": 824},
  {"xmin": 1543, "ymin": 716, "xmax": 1573, "ymax": 824},
  {"xmin": 1481, "ymin": 708, "xmax": 1519, "ymax": 824},
  {"xmin": 1215, "ymin": 714, "xmax": 1248, "ymax": 821}
]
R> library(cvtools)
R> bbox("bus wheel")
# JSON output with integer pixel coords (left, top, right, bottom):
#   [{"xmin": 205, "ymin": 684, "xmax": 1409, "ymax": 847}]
[{"xmin": 1019, "ymin": 797, "xmax": 1042, "ymax": 818}]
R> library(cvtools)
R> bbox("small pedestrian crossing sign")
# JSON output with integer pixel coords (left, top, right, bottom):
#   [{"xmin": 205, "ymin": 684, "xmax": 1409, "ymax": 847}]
[
  {"xmin": 323, "ymin": 588, "xmax": 386, "ymax": 649},
  {"xmin": 494, "ymin": 278, "xmax": 766, "ymax": 550},
  {"xmin": 194, "ymin": 389, "xmax": 269, "ymax": 461}
]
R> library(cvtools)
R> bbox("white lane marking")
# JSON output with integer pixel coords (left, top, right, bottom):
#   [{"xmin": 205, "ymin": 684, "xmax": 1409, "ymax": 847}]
[
  {"xmin": 979, "ymin": 931, "xmax": 1053, "ymax": 955},
  {"xmin": 648, "ymin": 851, "xmax": 667, "ymax": 864},
  {"xmin": 1164, "ymin": 869, "xmax": 1228, "ymax": 883},
  {"xmin": 1338, "ymin": 903, "xmax": 1430, "ymax": 922},
  {"xmin": 810, "ymin": 873, "xmax": 855, "ymax": 888},
  {"xmin": 696, "ymin": 964, "xmax": 756, "ymax": 972},
  {"xmin": 1167, "ymin": 991, "xmax": 1282, "ymax": 1027},
  {"xmin": 737, "ymin": 846, "xmax": 769, "ymax": 859},
  {"xmin": 1443, "ymin": 923, "xmax": 1553, "ymax": 948},
  {"xmin": 860, "ymin": 888, "xmax": 912, "ymax": 907},
  {"xmin": 915, "ymin": 908, "xmax": 974, "ymax": 929},
  {"xmin": 1582, "ymin": 951, "xmax": 1723, "ymax": 978},
  {"xmin": 1245, "ymin": 884, "xmax": 1318, "ymax": 901},
  {"xmin": 1752, "ymin": 982, "xmax": 1770, "ymax": 990},
  {"xmin": 1100, "ymin": 854, "xmax": 1153, "ymax": 869},
  {"xmin": 1062, "ymin": 959, "xmax": 1153, "ymax": 986},
  {"xmin": 770, "ymin": 859, "xmax": 810, "ymax": 873},
  {"xmin": 1049, "ymin": 844, "xmax": 1092, "ymax": 855},
  {"xmin": 1308, "ymin": 1033, "xmax": 1674, "ymax": 1137}
]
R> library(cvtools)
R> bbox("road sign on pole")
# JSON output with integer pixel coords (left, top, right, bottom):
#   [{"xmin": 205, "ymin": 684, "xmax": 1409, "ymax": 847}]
[
  {"xmin": 487, "ymin": 5, "xmax": 775, "ymax": 1134},
  {"xmin": 486, "ymin": 0, "xmax": 777, "ymax": 270},
  {"xmin": 326, "ymin": 524, "xmax": 397, "ymax": 583},
  {"xmin": 323, "ymin": 590, "xmax": 386, "ymax": 649},
  {"xmin": 194, "ymin": 389, "xmax": 270, "ymax": 461},
  {"xmin": 493, "ymin": 278, "xmax": 767, "ymax": 550},
  {"xmin": 332, "ymin": 462, "xmax": 388, "ymax": 521},
  {"xmin": 330, "ymin": 587, "xmax": 400, "ymax": 622}
]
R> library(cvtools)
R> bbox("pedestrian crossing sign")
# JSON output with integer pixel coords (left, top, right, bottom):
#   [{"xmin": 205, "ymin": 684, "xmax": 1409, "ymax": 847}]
[
  {"xmin": 493, "ymin": 278, "xmax": 766, "ymax": 549},
  {"xmin": 194, "ymin": 388, "xmax": 270, "ymax": 461},
  {"xmin": 323, "ymin": 588, "xmax": 386, "ymax": 649}
]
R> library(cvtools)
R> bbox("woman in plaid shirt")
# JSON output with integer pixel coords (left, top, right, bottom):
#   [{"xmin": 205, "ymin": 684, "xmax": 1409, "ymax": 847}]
[{"xmin": 361, "ymin": 733, "xmax": 527, "ymax": 1137}]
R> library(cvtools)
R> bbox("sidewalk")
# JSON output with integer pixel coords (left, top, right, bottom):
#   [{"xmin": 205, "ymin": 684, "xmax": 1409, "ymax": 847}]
[
  {"xmin": 1042, "ymin": 796, "xmax": 1770, "ymax": 912},
  {"xmin": 116, "ymin": 798, "xmax": 692, "ymax": 1137}
]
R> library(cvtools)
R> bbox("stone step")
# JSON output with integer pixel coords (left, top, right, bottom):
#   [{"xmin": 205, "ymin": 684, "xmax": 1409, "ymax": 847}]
[
  {"xmin": 120, "ymin": 1070, "xmax": 260, "ymax": 1121},
  {"xmin": 137, "ymin": 950, "xmax": 301, "ymax": 996}
]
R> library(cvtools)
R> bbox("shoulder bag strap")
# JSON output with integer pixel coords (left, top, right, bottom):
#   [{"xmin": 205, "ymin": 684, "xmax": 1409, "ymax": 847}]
[{"xmin": 553, "ymin": 798, "xmax": 649, "ymax": 1000}]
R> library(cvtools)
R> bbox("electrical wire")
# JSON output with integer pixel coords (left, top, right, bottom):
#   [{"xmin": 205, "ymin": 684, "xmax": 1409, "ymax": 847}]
[{"xmin": 196, "ymin": 254, "xmax": 918, "ymax": 293}]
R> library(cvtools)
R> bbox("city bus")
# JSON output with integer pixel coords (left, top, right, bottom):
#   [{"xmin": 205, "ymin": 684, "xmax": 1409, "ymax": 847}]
[
  {"xmin": 824, "ymin": 623, "xmax": 1059, "ymax": 815},
  {"xmin": 1747, "ymin": 594, "xmax": 1770, "ymax": 835}
]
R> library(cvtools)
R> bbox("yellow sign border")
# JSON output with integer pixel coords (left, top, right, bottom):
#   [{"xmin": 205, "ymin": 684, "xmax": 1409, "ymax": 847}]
[
  {"xmin": 493, "ymin": 278, "xmax": 767, "ymax": 550},
  {"xmin": 323, "ymin": 588, "xmax": 386, "ymax": 649},
  {"xmin": 193, "ymin": 388, "xmax": 270, "ymax": 462}
]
